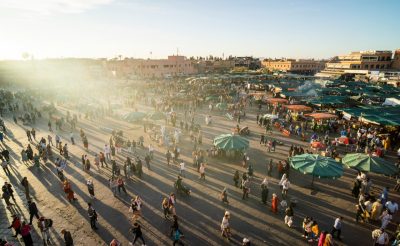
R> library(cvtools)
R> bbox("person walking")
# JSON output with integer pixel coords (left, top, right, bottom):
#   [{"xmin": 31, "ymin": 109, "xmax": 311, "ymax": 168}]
[
  {"xmin": 21, "ymin": 149, "xmax": 29, "ymax": 164},
  {"xmin": 145, "ymin": 154, "xmax": 151, "ymax": 170},
  {"xmin": 281, "ymin": 177, "xmax": 290, "ymax": 199},
  {"xmin": 104, "ymin": 144, "xmax": 111, "ymax": 160},
  {"xmin": 109, "ymin": 177, "xmax": 118, "ymax": 197},
  {"xmin": 87, "ymin": 179, "xmax": 95, "ymax": 199},
  {"xmin": 48, "ymin": 121, "xmax": 52, "ymax": 132},
  {"xmin": 125, "ymin": 157, "xmax": 132, "ymax": 179},
  {"xmin": 28, "ymin": 200, "xmax": 39, "ymax": 225},
  {"xmin": 373, "ymin": 228, "xmax": 389, "ymax": 246},
  {"xmin": 2, "ymin": 159, "xmax": 11, "ymax": 175},
  {"xmin": 87, "ymin": 203, "xmax": 98, "ymax": 230},
  {"xmin": 137, "ymin": 159, "xmax": 143, "ymax": 178},
  {"xmin": 31, "ymin": 128, "xmax": 36, "ymax": 141},
  {"xmin": 61, "ymin": 229, "xmax": 74, "ymax": 246},
  {"xmin": 85, "ymin": 159, "xmax": 91, "ymax": 172},
  {"xmin": 83, "ymin": 136, "xmax": 89, "ymax": 150},
  {"xmin": 2, "ymin": 182, "xmax": 16, "ymax": 202},
  {"xmin": 166, "ymin": 150, "xmax": 171, "ymax": 166},
  {"xmin": 100, "ymin": 152, "xmax": 107, "ymax": 168},
  {"xmin": 47, "ymin": 135, "xmax": 53, "ymax": 146},
  {"xmin": 38, "ymin": 217, "xmax": 52, "ymax": 245},
  {"xmin": 267, "ymin": 159, "xmax": 273, "ymax": 176},
  {"xmin": 21, "ymin": 177, "xmax": 31, "ymax": 201},
  {"xmin": 162, "ymin": 198, "xmax": 170, "ymax": 219},
  {"xmin": 199, "ymin": 163, "xmax": 206, "ymax": 180},
  {"xmin": 284, "ymin": 203, "xmax": 294, "ymax": 227},
  {"xmin": 170, "ymin": 215, "xmax": 182, "ymax": 238},
  {"xmin": 111, "ymin": 159, "xmax": 117, "ymax": 177},
  {"xmin": 1, "ymin": 149, "xmax": 10, "ymax": 163},
  {"xmin": 70, "ymin": 132, "xmax": 75, "ymax": 145},
  {"xmin": 220, "ymin": 188, "xmax": 229, "ymax": 204},
  {"xmin": 21, "ymin": 221, "xmax": 33, "ymax": 246},
  {"xmin": 261, "ymin": 178, "xmax": 269, "ymax": 205},
  {"xmin": 271, "ymin": 193, "xmax": 278, "ymax": 214},
  {"xmin": 129, "ymin": 222, "xmax": 146, "ymax": 245},
  {"xmin": 26, "ymin": 129, "xmax": 32, "ymax": 142},
  {"xmin": 242, "ymin": 179, "xmax": 250, "ymax": 200},
  {"xmin": 220, "ymin": 211, "xmax": 231, "ymax": 240},
  {"xmin": 117, "ymin": 176, "xmax": 127, "ymax": 195},
  {"xmin": 8, "ymin": 214, "xmax": 21, "ymax": 237},
  {"xmin": 130, "ymin": 196, "xmax": 143, "ymax": 222},
  {"xmin": 2, "ymin": 188, "xmax": 14, "ymax": 208},
  {"xmin": 233, "ymin": 170, "xmax": 240, "ymax": 187},
  {"xmin": 179, "ymin": 161, "xmax": 185, "ymax": 177},
  {"xmin": 331, "ymin": 217, "xmax": 343, "ymax": 240},
  {"xmin": 94, "ymin": 154, "xmax": 100, "ymax": 171},
  {"xmin": 63, "ymin": 180, "xmax": 77, "ymax": 202}
]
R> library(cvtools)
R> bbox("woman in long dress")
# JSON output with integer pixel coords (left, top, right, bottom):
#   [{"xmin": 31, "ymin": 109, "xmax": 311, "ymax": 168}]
[
  {"xmin": 261, "ymin": 178, "xmax": 269, "ymax": 205},
  {"xmin": 220, "ymin": 211, "xmax": 231, "ymax": 240},
  {"xmin": 271, "ymin": 193, "xmax": 278, "ymax": 214}
]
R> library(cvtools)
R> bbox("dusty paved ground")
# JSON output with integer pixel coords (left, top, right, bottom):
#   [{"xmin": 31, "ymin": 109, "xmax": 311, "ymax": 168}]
[{"xmin": 1, "ymin": 97, "xmax": 399, "ymax": 246}]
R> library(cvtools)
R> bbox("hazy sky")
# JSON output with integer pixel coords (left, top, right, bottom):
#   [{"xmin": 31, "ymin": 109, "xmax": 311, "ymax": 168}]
[{"xmin": 1, "ymin": 0, "xmax": 399, "ymax": 60}]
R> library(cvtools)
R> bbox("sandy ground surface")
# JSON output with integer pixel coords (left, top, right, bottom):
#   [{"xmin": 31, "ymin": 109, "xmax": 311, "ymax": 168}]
[{"xmin": 1, "ymin": 98, "xmax": 399, "ymax": 246}]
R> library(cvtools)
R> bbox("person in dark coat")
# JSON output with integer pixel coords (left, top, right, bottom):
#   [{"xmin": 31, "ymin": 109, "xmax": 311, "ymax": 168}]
[
  {"xmin": 28, "ymin": 200, "xmax": 39, "ymax": 225},
  {"xmin": 61, "ymin": 229, "xmax": 74, "ymax": 246}
]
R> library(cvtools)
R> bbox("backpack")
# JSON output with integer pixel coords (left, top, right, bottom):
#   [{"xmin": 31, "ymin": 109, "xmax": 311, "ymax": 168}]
[{"xmin": 45, "ymin": 219, "xmax": 53, "ymax": 228}]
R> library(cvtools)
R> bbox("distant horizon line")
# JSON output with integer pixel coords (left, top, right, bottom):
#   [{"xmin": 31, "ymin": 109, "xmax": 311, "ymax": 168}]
[{"xmin": 1, "ymin": 48, "xmax": 399, "ymax": 62}]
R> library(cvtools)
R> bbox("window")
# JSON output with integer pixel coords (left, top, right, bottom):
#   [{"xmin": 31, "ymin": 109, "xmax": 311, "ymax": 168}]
[
  {"xmin": 370, "ymin": 64, "xmax": 374, "ymax": 69},
  {"xmin": 365, "ymin": 65, "xmax": 369, "ymax": 69}
]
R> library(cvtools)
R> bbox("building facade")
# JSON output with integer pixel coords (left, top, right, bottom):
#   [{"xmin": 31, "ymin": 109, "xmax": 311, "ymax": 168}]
[
  {"xmin": 194, "ymin": 59, "xmax": 235, "ymax": 73},
  {"xmin": 261, "ymin": 59, "xmax": 326, "ymax": 74},
  {"xmin": 234, "ymin": 57, "xmax": 261, "ymax": 70},
  {"xmin": 392, "ymin": 49, "xmax": 400, "ymax": 70},
  {"xmin": 316, "ymin": 50, "xmax": 395, "ymax": 78},
  {"xmin": 107, "ymin": 55, "xmax": 196, "ymax": 79}
]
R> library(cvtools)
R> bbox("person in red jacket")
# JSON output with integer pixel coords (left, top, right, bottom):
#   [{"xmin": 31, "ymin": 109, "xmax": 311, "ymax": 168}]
[{"xmin": 8, "ymin": 214, "xmax": 21, "ymax": 237}]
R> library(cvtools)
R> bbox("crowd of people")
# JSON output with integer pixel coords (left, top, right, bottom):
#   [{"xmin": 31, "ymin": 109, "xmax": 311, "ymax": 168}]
[{"xmin": 1, "ymin": 77, "xmax": 400, "ymax": 246}]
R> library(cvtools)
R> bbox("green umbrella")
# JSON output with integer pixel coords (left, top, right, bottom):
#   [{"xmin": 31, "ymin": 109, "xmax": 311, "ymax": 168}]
[
  {"xmin": 147, "ymin": 111, "xmax": 166, "ymax": 121},
  {"xmin": 213, "ymin": 134, "xmax": 249, "ymax": 151},
  {"xmin": 216, "ymin": 102, "xmax": 228, "ymax": 110},
  {"xmin": 122, "ymin": 112, "xmax": 146, "ymax": 122},
  {"xmin": 290, "ymin": 154, "xmax": 343, "ymax": 185},
  {"xmin": 342, "ymin": 153, "xmax": 399, "ymax": 175}
]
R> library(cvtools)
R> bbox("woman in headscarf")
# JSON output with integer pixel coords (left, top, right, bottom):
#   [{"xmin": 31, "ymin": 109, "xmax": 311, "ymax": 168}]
[
  {"xmin": 261, "ymin": 178, "xmax": 269, "ymax": 205},
  {"xmin": 63, "ymin": 179, "xmax": 77, "ymax": 202},
  {"xmin": 220, "ymin": 211, "xmax": 231, "ymax": 240}
]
